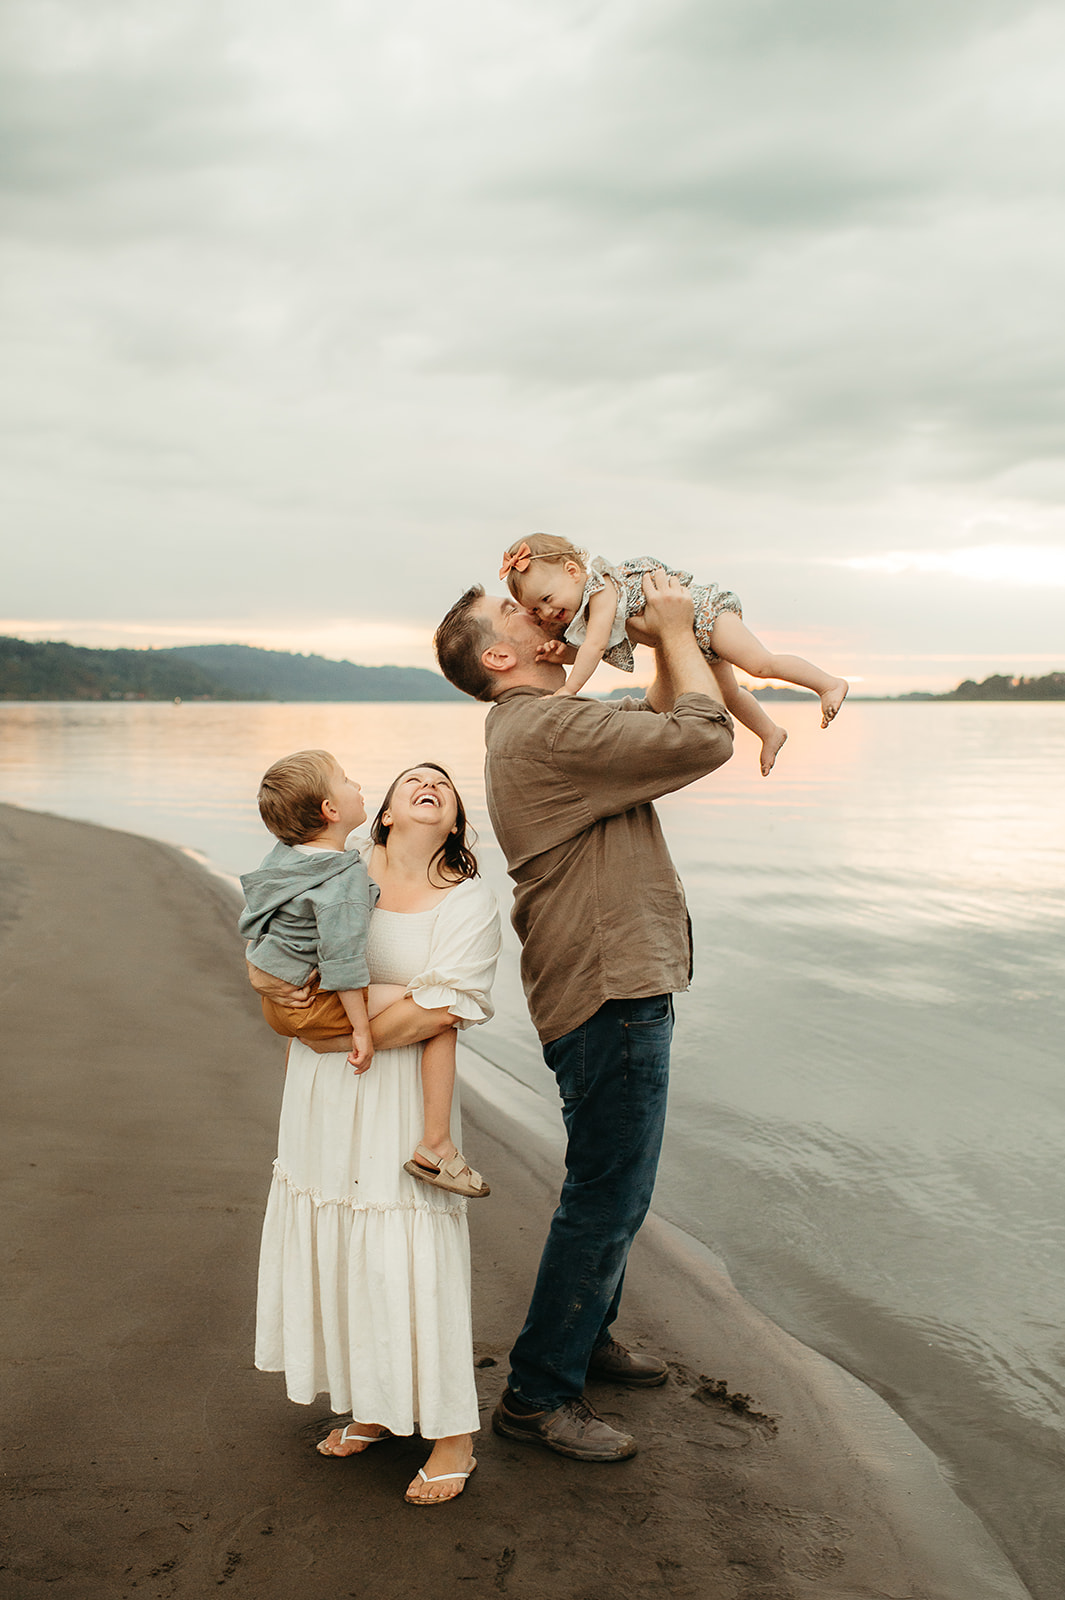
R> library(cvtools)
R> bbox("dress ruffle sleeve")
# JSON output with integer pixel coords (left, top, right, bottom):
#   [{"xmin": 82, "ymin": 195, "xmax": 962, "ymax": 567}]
[{"xmin": 405, "ymin": 879, "xmax": 501, "ymax": 1029}]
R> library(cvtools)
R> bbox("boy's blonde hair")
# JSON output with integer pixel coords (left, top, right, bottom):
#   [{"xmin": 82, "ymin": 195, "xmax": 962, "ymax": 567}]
[
  {"xmin": 500, "ymin": 533, "xmax": 588, "ymax": 600},
  {"xmin": 258, "ymin": 749, "xmax": 339, "ymax": 846}
]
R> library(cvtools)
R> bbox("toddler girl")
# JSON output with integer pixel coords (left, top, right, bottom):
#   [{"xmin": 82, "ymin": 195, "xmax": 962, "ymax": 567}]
[{"xmin": 499, "ymin": 535, "xmax": 848, "ymax": 775}]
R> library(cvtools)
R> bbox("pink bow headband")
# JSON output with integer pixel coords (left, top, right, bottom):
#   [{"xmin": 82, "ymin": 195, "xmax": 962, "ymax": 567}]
[{"xmin": 499, "ymin": 542, "xmax": 532, "ymax": 580}]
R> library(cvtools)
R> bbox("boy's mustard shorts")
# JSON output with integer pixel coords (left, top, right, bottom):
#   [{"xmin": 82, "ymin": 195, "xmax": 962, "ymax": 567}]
[{"xmin": 260, "ymin": 978, "xmax": 349, "ymax": 1042}]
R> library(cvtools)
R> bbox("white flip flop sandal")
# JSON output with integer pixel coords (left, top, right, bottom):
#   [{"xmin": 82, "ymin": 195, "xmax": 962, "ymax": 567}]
[
  {"xmin": 404, "ymin": 1459, "xmax": 478, "ymax": 1505},
  {"xmin": 316, "ymin": 1424, "xmax": 390, "ymax": 1457}
]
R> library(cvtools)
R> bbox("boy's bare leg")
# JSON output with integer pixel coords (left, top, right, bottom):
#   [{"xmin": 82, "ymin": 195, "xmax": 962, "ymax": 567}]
[
  {"xmin": 710, "ymin": 660, "xmax": 787, "ymax": 776},
  {"xmin": 709, "ymin": 611, "xmax": 849, "ymax": 728},
  {"xmin": 412, "ymin": 1028, "xmax": 459, "ymax": 1167}
]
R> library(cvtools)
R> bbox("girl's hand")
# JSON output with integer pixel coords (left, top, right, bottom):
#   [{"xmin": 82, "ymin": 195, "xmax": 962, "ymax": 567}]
[
  {"xmin": 551, "ymin": 686, "xmax": 575, "ymax": 697},
  {"xmin": 535, "ymin": 638, "xmax": 569, "ymax": 663}
]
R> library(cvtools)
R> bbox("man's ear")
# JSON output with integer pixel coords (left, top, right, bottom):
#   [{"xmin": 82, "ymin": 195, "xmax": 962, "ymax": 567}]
[{"xmin": 482, "ymin": 642, "xmax": 517, "ymax": 674}]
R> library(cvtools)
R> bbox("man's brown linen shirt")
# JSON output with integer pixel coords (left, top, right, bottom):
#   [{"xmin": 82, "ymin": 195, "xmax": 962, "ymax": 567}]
[{"xmin": 484, "ymin": 686, "xmax": 734, "ymax": 1043}]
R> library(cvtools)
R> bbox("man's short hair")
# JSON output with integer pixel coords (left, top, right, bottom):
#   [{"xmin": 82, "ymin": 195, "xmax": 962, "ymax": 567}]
[
  {"xmin": 434, "ymin": 585, "xmax": 498, "ymax": 702},
  {"xmin": 257, "ymin": 749, "xmax": 337, "ymax": 845}
]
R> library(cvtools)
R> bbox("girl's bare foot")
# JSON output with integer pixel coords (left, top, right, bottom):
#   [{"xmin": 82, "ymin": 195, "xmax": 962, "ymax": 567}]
[
  {"xmin": 820, "ymin": 679, "xmax": 849, "ymax": 727},
  {"xmin": 760, "ymin": 725, "xmax": 788, "ymax": 776},
  {"xmin": 405, "ymin": 1433, "xmax": 476, "ymax": 1505},
  {"xmin": 317, "ymin": 1421, "xmax": 390, "ymax": 1457}
]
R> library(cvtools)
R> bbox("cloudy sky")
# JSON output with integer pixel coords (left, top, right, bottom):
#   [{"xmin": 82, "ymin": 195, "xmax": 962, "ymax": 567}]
[{"xmin": 3, "ymin": 0, "xmax": 1064, "ymax": 694}]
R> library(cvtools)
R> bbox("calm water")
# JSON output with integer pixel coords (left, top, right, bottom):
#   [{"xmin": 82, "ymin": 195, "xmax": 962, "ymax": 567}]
[{"xmin": 2, "ymin": 699, "xmax": 1062, "ymax": 1597}]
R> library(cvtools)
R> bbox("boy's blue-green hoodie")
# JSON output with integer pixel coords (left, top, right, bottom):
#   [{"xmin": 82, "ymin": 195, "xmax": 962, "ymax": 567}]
[{"xmin": 238, "ymin": 842, "xmax": 379, "ymax": 992}]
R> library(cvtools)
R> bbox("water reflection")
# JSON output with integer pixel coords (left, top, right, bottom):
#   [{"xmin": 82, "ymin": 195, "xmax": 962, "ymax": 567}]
[{"xmin": 0, "ymin": 702, "xmax": 492, "ymax": 874}]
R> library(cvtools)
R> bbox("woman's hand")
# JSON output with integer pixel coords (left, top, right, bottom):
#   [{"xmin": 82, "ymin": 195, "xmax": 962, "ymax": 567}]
[
  {"xmin": 303, "ymin": 1034, "xmax": 353, "ymax": 1055},
  {"xmin": 247, "ymin": 959, "xmax": 317, "ymax": 1008}
]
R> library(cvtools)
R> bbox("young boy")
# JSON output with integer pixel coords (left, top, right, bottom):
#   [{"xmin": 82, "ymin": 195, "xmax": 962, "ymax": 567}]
[
  {"xmin": 239, "ymin": 749, "xmax": 490, "ymax": 1201},
  {"xmin": 239, "ymin": 749, "xmax": 377, "ymax": 1071}
]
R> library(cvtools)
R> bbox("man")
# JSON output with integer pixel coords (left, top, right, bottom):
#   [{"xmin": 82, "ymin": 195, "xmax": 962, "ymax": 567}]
[{"xmin": 434, "ymin": 568, "xmax": 734, "ymax": 1460}]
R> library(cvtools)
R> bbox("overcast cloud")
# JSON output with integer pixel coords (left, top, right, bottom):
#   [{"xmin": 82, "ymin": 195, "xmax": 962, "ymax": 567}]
[{"xmin": 3, "ymin": 0, "xmax": 1064, "ymax": 692}]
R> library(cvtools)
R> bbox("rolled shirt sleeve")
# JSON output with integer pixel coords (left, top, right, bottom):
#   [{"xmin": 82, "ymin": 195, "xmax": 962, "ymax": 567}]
[
  {"xmin": 484, "ymin": 686, "xmax": 734, "ymax": 1041},
  {"xmin": 405, "ymin": 879, "xmax": 501, "ymax": 1028},
  {"xmin": 551, "ymin": 692, "xmax": 733, "ymax": 822},
  {"xmin": 313, "ymin": 867, "xmax": 376, "ymax": 992}
]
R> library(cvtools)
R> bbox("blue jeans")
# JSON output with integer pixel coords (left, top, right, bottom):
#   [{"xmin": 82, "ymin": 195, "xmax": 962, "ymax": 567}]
[{"xmin": 507, "ymin": 994, "xmax": 674, "ymax": 1411}]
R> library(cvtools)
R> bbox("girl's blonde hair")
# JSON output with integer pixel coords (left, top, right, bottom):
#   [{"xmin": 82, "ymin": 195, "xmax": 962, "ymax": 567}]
[{"xmin": 500, "ymin": 533, "xmax": 588, "ymax": 599}]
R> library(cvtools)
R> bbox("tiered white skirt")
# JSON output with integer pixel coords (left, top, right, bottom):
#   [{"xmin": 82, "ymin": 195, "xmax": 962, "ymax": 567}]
[{"xmin": 254, "ymin": 1034, "xmax": 479, "ymax": 1439}]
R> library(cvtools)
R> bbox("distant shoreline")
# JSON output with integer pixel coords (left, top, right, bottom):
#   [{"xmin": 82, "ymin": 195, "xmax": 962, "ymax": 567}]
[
  {"xmin": 4, "ymin": 689, "xmax": 1065, "ymax": 704},
  {"xmin": 599, "ymin": 676, "xmax": 1065, "ymax": 704},
  {"xmin": 2, "ymin": 635, "xmax": 1062, "ymax": 702}
]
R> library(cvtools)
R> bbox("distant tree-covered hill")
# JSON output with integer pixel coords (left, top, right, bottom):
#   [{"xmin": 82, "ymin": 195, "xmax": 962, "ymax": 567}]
[
  {"xmin": 0, "ymin": 637, "xmax": 462, "ymax": 702},
  {"xmin": 602, "ymin": 669, "xmax": 1065, "ymax": 703},
  {"xmin": 940, "ymin": 671, "xmax": 1065, "ymax": 700},
  {"xmin": 4, "ymin": 636, "xmax": 1061, "ymax": 704},
  {"xmin": 0, "ymin": 637, "xmax": 229, "ymax": 701},
  {"xmin": 165, "ymin": 644, "xmax": 462, "ymax": 701}
]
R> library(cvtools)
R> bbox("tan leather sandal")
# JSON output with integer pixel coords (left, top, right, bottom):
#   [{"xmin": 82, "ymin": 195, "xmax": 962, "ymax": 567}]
[{"xmin": 403, "ymin": 1144, "xmax": 490, "ymax": 1198}]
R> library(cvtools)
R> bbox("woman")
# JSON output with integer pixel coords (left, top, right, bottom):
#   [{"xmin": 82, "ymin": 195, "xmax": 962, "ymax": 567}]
[{"xmin": 253, "ymin": 762, "xmax": 500, "ymax": 1505}]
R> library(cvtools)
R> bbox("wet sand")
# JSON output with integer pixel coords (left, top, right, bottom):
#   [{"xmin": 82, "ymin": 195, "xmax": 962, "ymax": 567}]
[{"xmin": 0, "ymin": 802, "xmax": 1032, "ymax": 1599}]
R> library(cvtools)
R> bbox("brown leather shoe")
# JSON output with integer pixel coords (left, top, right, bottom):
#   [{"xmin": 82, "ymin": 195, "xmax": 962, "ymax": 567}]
[
  {"xmin": 586, "ymin": 1338, "xmax": 669, "ymax": 1388},
  {"xmin": 491, "ymin": 1391, "xmax": 637, "ymax": 1461}
]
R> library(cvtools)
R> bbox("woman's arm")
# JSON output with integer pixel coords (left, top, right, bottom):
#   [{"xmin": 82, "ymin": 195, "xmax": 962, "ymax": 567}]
[
  {"xmin": 555, "ymin": 579, "xmax": 618, "ymax": 697},
  {"xmin": 306, "ymin": 881, "xmax": 501, "ymax": 1054},
  {"xmin": 301, "ymin": 996, "xmax": 456, "ymax": 1054},
  {"xmin": 371, "ymin": 996, "xmax": 457, "ymax": 1050}
]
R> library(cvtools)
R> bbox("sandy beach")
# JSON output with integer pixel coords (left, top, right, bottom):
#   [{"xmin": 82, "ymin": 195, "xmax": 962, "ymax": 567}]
[{"xmin": 0, "ymin": 801, "xmax": 1032, "ymax": 1600}]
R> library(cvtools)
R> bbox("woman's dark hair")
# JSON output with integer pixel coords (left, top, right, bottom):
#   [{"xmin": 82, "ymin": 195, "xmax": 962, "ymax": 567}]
[{"xmin": 370, "ymin": 761, "xmax": 479, "ymax": 883}]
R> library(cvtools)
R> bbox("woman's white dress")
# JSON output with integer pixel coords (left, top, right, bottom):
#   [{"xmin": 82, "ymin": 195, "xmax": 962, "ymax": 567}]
[{"xmin": 255, "ymin": 877, "xmax": 500, "ymax": 1440}]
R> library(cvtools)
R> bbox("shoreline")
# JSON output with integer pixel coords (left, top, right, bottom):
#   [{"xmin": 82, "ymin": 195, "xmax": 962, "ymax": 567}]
[
  {"xmin": 0, "ymin": 800, "xmax": 1031, "ymax": 1599},
  {"xmin": 459, "ymin": 1050, "xmax": 1030, "ymax": 1597}
]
